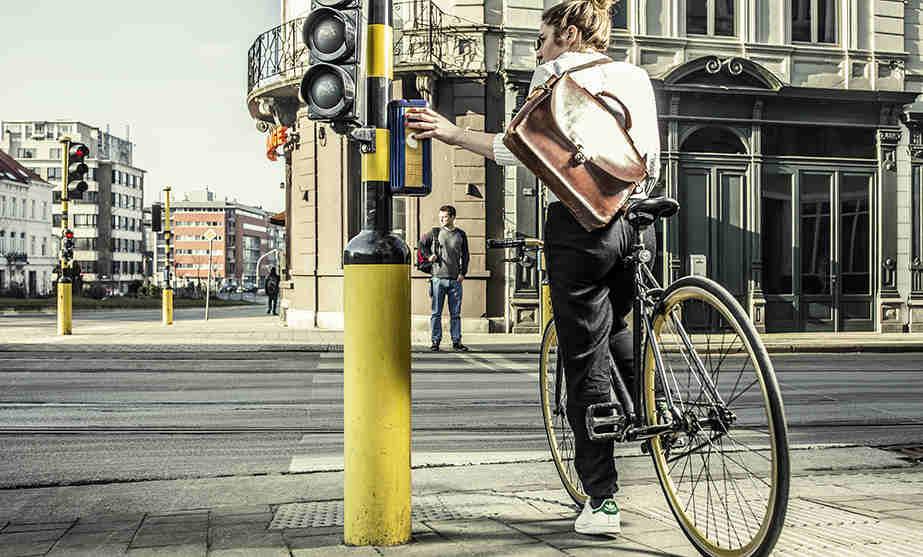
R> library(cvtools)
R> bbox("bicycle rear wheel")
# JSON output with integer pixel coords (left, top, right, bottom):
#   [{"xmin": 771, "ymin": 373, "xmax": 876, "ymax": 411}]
[
  {"xmin": 539, "ymin": 321, "xmax": 587, "ymax": 506},
  {"xmin": 644, "ymin": 276, "xmax": 789, "ymax": 557}
]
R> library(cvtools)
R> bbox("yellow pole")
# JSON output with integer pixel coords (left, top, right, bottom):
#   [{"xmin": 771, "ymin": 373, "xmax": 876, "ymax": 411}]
[
  {"xmin": 342, "ymin": 0, "xmax": 410, "ymax": 544},
  {"xmin": 57, "ymin": 137, "xmax": 72, "ymax": 335},
  {"xmin": 162, "ymin": 187, "xmax": 174, "ymax": 325}
]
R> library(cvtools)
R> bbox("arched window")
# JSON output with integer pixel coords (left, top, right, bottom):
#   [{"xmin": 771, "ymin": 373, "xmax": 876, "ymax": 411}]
[{"xmin": 681, "ymin": 127, "xmax": 747, "ymax": 154}]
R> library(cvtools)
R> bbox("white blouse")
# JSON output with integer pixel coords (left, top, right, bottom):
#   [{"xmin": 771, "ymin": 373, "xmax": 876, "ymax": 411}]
[{"xmin": 492, "ymin": 51, "xmax": 661, "ymax": 199}]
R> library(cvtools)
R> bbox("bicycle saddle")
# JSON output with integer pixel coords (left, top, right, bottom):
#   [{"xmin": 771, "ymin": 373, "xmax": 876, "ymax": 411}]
[{"xmin": 626, "ymin": 197, "xmax": 680, "ymax": 228}]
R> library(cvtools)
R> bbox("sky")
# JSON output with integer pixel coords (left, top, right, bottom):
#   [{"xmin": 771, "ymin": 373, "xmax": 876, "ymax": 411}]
[{"xmin": 0, "ymin": 1, "xmax": 282, "ymax": 211}]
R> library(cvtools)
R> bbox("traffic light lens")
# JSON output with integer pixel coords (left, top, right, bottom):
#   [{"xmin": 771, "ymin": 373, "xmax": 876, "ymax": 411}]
[
  {"xmin": 310, "ymin": 70, "xmax": 344, "ymax": 109},
  {"xmin": 313, "ymin": 16, "xmax": 345, "ymax": 55}
]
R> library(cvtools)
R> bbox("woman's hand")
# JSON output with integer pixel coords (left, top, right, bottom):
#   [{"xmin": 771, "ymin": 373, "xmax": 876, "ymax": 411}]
[{"xmin": 404, "ymin": 107, "xmax": 462, "ymax": 145}]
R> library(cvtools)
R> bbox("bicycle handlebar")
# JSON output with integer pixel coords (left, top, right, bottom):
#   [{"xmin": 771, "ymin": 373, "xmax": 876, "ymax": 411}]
[{"xmin": 486, "ymin": 237, "xmax": 544, "ymax": 250}]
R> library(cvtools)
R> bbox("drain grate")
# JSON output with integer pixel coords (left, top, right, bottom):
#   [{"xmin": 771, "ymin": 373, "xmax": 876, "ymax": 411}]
[{"xmin": 269, "ymin": 497, "xmax": 474, "ymax": 530}]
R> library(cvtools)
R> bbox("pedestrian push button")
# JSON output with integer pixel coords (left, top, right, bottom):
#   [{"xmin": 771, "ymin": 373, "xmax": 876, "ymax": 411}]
[{"xmin": 389, "ymin": 99, "xmax": 432, "ymax": 197}]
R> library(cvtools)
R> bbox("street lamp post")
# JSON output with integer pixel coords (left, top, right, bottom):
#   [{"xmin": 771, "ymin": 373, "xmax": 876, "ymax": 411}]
[{"xmin": 204, "ymin": 229, "xmax": 217, "ymax": 320}]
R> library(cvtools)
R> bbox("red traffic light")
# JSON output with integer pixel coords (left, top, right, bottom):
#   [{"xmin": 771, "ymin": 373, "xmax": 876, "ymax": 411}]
[
  {"xmin": 64, "ymin": 230, "xmax": 75, "ymax": 240},
  {"xmin": 69, "ymin": 144, "xmax": 89, "ymax": 159}
]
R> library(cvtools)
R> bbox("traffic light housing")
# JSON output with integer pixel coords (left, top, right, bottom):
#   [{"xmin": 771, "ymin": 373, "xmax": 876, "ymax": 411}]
[
  {"xmin": 151, "ymin": 203, "xmax": 162, "ymax": 232},
  {"xmin": 299, "ymin": 0, "xmax": 365, "ymax": 132},
  {"xmin": 61, "ymin": 229, "xmax": 75, "ymax": 261},
  {"xmin": 67, "ymin": 143, "xmax": 90, "ymax": 200}
]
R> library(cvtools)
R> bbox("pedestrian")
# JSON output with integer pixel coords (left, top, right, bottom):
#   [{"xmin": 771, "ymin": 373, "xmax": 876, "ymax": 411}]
[
  {"xmin": 265, "ymin": 267, "xmax": 280, "ymax": 315},
  {"xmin": 405, "ymin": 0, "xmax": 659, "ymax": 536},
  {"xmin": 419, "ymin": 205, "xmax": 470, "ymax": 352}
]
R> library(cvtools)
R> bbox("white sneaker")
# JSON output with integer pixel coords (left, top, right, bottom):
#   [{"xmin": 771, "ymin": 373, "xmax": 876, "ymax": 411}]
[{"xmin": 574, "ymin": 498, "xmax": 621, "ymax": 536}]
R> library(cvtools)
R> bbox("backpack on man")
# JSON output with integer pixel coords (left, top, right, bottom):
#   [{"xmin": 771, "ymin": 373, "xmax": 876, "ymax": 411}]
[{"xmin": 415, "ymin": 227, "xmax": 441, "ymax": 274}]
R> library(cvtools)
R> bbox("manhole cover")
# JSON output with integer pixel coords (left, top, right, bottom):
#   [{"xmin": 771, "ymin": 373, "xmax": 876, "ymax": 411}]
[{"xmin": 269, "ymin": 497, "xmax": 474, "ymax": 530}]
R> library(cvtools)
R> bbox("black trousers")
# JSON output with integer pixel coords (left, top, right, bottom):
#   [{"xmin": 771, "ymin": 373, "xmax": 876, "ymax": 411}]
[
  {"xmin": 544, "ymin": 202, "xmax": 654, "ymax": 499},
  {"xmin": 267, "ymin": 295, "xmax": 278, "ymax": 314}
]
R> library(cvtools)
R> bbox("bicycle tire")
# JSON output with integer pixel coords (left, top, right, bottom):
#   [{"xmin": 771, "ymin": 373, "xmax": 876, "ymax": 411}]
[
  {"xmin": 644, "ymin": 276, "xmax": 789, "ymax": 557},
  {"xmin": 538, "ymin": 320, "xmax": 588, "ymax": 506}
]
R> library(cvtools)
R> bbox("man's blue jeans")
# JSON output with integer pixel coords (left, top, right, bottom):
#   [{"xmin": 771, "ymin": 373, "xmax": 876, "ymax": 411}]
[{"xmin": 431, "ymin": 277, "xmax": 462, "ymax": 345}]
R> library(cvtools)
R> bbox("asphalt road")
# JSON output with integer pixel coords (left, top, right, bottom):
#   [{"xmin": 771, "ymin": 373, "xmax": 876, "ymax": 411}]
[{"xmin": 0, "ymin": 346, "xmax": 921, "ymax": 489}]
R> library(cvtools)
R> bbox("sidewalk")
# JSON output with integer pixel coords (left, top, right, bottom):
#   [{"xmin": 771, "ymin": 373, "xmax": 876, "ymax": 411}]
[
  {"xmin": 5, "ymin": 308, "xmax": 923, "ymax": 353},
  {"xmin": 0, "ymin": 446, "xmax": 921, "ymax": 556}
]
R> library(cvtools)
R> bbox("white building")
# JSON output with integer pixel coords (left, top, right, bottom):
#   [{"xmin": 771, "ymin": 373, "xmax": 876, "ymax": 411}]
[
  {"xmin": 0, "ymin": 120, "xmax": 146, "ymax": 294},
  {"xmin": 0, "ymin": 149, "xmax": 54, "ymax": 296}
]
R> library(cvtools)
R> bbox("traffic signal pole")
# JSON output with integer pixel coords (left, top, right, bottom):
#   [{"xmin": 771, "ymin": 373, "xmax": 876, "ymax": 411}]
[
  {"xmin": 342, "ymin": 0, "xmax": 411, "ymax": 545},
  {"xmin": 162, "ymin": 187, "xmax": 174, "ymax": 325},
  {"xmin": 57, "ymin": 137, "xmax": 73, "ymax": 335}
]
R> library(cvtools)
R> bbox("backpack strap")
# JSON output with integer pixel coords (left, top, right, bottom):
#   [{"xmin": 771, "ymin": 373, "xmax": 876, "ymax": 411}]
[{"xmin": 431, "ymin": 227, "xmax": 441, "ymax": 258}]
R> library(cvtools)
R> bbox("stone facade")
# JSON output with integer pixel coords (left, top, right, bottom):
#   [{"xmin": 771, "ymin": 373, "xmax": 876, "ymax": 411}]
[{"xmin": 249, "ymin": 0, "xmax": 923, "ymax": 333}]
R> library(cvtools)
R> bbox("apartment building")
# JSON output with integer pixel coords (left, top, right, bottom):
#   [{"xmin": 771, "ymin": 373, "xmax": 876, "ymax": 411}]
[
  {"xmin": 0, "ymin": 148, "xmax": 54, "ymax": 296},
  {"xmin": 0, "ymin": 120, "xmax": 146, "ymax": 294},
  {"xmin": 247, "ymin": 0, "xmax": 923, "ymax": 333},
  {"xmin": 169, "ymin": 190, "xmax": 278, "ymax": 289}
]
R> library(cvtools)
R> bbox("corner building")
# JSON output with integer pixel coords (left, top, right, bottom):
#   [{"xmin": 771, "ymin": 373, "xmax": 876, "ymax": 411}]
[{"xmin": 247, "ymin": 0, "xmax": 923, "ymax": 333}]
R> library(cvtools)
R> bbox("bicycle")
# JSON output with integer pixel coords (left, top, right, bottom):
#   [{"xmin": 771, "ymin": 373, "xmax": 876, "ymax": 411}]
[{"xmin": 488, "ymin": 196, "xmax": 790, "ymax": 557}]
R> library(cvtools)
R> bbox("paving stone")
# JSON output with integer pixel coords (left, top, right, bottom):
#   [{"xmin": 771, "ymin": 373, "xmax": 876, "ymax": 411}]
[
  {"xmin": 209, "ymin": 525, "xmax": 285, "ymax": 550},
  {"xmin": 538, "ymin": 531, "xmax": 624, "ymax": 550},
  {"xmin": 143, "ymin": 513, "xmax": 209, "ymax": 527},
  {"xmin": 565, "ymin": 540, "xmax": 679, "ymax": 556},
  {"xmin": 286, "ymin": 532, "xmax": 343, "ymax": 550},
  {"xmin": 290, "ymin": 546, "xmax": 381, "ymax": 556},
  {"xmin": 70, "ymin": 518, "xmax": 143, "ymax": 534},
  {"xmin": 210, "ymin": 505, "xmax": 272, "ymax": 516},
  {"xmin": 0, "ymin": 530, "xmax": 68, "ymax": 544},
  {"xmin": 425, "ymin": 518, "xmax": 536, "ymax": 545},
  {"xmin": 504, "ymin": 518, "xmax": 574, "ymax": 536},
  {"xmin": 131, "ymin": 529, "xmax": 207, "ymax": 548},
  {"xmin": 457, "ymin": 542, "xmax": 567, "ymax": 556},
  {"xmin": 0, "ymin": 539, "xmax": 58, "ymax": 557},
  {"xmin": 884, "ymin": 507, "xmax": 923, "ymax": 521},
  {"xmin": 126, "ymin": 543, "xmax": 206, "ymax": 557},
  {"xmin": 53, "ymin": 529, "xmax": 136, "ymax": 547},
  {"xmin": 209, "ymin": 512, "xmax": 272, "ymax": 527},
  {"xmin": 47, "ymin": 543, "xmax": 129, "ymax": 556},
  {"xmin": 3, "ymin": 521, "xmax": 75, "ymax": 533},
  {"xmin": 209, "ymin": 548, "xmax": 291, "ymax": 557},
  {"xmin": 281, "ymin": 525, "xmax": 342, "ymax": 539},
  {"xmin": 836, "ymin": 497, "xmax": 921, "ymax": 513}
]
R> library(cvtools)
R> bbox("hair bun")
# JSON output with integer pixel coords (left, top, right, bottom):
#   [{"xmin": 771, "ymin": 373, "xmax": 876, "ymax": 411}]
[{"xmin": 588, "ymin": 0, "xmax": 614, "ymax": 13}]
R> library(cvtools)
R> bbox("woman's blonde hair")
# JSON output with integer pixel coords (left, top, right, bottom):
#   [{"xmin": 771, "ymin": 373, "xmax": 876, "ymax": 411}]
[{"xmin": 541, "ymin": 0, "xmax": 617, "ymax": 53}]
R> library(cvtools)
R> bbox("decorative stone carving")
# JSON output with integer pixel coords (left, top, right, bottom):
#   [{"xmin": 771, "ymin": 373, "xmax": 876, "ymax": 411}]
[
  {"xmin": 704, "ymin": 56, "xmax": 744, "ymax": 76},
  {"xmin": 878, "ymin": 129, "xmax": 902, "ymax": 172}
]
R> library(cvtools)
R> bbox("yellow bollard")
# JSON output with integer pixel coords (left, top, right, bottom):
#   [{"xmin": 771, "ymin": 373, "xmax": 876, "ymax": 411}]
[
  {"xmin": 343, "ymin": 263, "xmax": 411, "ymax": 546},
  {"xmin": 57, "ymin": 281, "xmax": 72, "ymax": 336},
  {"xmin": 162, "ymin": 288, "xmax": 173, "ymax": 325}
]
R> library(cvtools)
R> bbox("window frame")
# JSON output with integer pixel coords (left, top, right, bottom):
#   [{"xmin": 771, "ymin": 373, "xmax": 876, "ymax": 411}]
[
  {"xmin": 791, "ymin": 0, "xmax": 839, "ymax": 45},
  {"xmin": 685, "ymin": 0, "xmax": 737, "ymax": 38}
]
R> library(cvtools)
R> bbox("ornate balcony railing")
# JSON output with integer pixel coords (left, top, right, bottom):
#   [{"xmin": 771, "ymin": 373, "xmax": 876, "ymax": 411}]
[{"xmin": 247, "ymin": 2, "xmax": 485, "ymax": 96}]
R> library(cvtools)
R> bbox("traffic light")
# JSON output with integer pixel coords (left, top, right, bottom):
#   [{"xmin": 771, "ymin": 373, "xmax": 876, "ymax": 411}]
[
  {"xmin": 151, "ymin": 203, "xmax": 162, "ymax": 232},
  {"xmin": 67, "ymin": 143, "xmax": 90, "ymax": 200},
  {"xmin": 61, "ymin": 229, "xmax": 75, "ymax": 261},
  {"xmin": 299, "ymin": 0, "xmax": 365, "ymax": 132}
]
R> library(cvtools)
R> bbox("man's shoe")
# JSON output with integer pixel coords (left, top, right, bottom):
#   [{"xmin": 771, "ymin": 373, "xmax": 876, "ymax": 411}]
[
  {"xmin": 452, "ymin": 343, "xmax": 469, "ymax": 352},
  {"xmin": 430, "ymin": 343, "xmax": 440, "ymax": 352},
  {"xmin": 574, "ymin": 498, "xmax": 621, "ymax": 536}
]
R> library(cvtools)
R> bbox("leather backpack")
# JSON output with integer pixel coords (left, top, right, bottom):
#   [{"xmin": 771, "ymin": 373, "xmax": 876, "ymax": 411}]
[{"xmin": 503, "ymin": 57, "xmax": 649, "ymax": 231}]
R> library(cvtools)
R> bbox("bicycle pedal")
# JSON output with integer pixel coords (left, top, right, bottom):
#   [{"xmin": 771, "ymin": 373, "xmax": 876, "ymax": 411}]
[{"xmin": 586, "ymin": 402, "xmax": 627, "ymax": 442}]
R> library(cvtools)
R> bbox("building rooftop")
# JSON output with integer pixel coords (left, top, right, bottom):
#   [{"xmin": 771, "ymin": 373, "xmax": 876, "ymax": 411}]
[{"xmin": 0, "ymin": 147, "xmax": 45, "ymax": 185}]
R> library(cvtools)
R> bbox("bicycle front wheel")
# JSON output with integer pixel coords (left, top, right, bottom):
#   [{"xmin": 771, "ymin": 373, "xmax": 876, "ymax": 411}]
[
  {"xmin": 539, "ymin": 320, "xmax": 587, "ymax": 506},
  {"xmin": 644, "ymin": 276, "xmax": 789, "ymax": 557}
]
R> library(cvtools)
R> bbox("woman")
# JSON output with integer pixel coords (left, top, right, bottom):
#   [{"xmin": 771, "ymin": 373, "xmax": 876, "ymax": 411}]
[{"xmin": 405, "ymin": 0, "xmax": 659, "ymax": 536}]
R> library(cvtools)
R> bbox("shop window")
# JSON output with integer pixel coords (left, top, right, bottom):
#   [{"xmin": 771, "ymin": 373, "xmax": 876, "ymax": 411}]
[
  {"xmin": 762, "ymin": 125, "xmax": 874, "ymax": 158},
  {"xmin": 761, "ymin": 172, "xmax": 793, "ymax": 294},
  {"xmin": 792, "ymin": 0, "xmax": 837, "ymax": 44},
  {"xmin": 681, "ymin": 127, "xmax": 747, "ymax": 154},
  {"xmin": 687, "ymin": 0, "xmax": 735, "ymax": 37}
]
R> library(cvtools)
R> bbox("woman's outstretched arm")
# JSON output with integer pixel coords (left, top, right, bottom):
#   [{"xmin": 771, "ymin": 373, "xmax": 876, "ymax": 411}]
[{"xmin": 404, "ymin": 107, "xmax": 498, "ymax": 161}]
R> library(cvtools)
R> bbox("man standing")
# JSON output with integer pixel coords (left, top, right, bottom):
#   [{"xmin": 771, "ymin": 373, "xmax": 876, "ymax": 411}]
[
  {"xmin": 421, "ymin": 205, "xmax": 469, "ymax": 352},
  {"xmin": 265, "ymin": 266, "xmax": 280, "ymax": 315}
]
